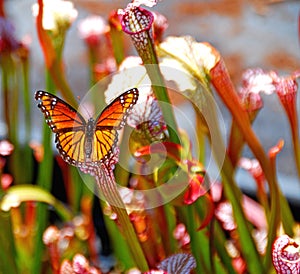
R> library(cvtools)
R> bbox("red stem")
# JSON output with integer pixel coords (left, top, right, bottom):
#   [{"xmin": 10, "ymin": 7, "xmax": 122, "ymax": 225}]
[{"xmin": 210, "ymin": 58, "xmax": 280, "ymax": 271}]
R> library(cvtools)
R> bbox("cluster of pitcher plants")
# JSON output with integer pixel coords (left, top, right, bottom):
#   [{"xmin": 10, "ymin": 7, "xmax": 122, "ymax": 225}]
[{"xmin": 0, "ymin": 0, "xmax": 299, "ymax": 273}]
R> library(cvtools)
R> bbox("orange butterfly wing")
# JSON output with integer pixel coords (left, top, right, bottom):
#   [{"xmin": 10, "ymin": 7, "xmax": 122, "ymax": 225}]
[
  {"xmin": 35, "ymin": 90, "xmax": 87, "ymax": 166},
  {"xmin": 91, "ymin": 88, "xmax": 139, "ymax": 164},
  {"xmin": 35, "ymin": 91, "xmax": 85, "ymax": 132},
  {"xmin": 35, "ymin": 88, "xmax": 139, "ymax": 167}
]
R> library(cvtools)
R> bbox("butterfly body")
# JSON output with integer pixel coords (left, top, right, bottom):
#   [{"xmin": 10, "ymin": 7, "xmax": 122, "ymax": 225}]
[
  {"xmin": 83, "ymin": 118, "xmax": 96, "ymax": 161},
  {"xmin": 35, "ymin": 89, "xmax": 139, "ymax": 167}
]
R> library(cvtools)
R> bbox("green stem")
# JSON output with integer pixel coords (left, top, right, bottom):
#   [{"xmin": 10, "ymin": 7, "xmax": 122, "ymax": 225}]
[
  {"xmin": 0, "ymin": 211, "xmax": 18, "ymax": 274},
  {"xmin": 132, "ymin": 30, "xmax": 180, "ymax": 144},
  {"xmin": 2, "ymin": 54, "xmax": 25, "ymax": 184},
  {"xmin": 114, "ymin": 126, "xmax": 131, "ymax": 186},
  {"xmin": 161, "ymin": 203, "xmax": 177, "ymax": 255},
  {"xmin": 32, "ymin": 71, "xmax": 55, "ymax": 274},
  {"xmin": 221, "ymin": 156, "xmax": 265, "ymax": 273},
  {"xmin": 103, "ymin": 211, "xmax": 136, "ymax": 270},
  {"xmin": 69, "ymin": 166, "xmax": 83, "ymax": 213},
  {"xmin": 88, "ymin": 45, "xmax": 97, "ymax": 85},
  {"xmin": 194, "ymin": 108, "xmax": 206, "ymax": 164},
  {"xmin": 279, "ymin": 192, "xmax": 295, "ymax": 236},
  {"xmin": 94, "ymin": 165, "xmax": 149, "ymax": 271},
  {"xmin": 144, "ymin": 34, "xmax": 180, "ymax": 143},
  {"xmin": 181, "ymin": 205, "xmax": 210, "ymax": 273},
  {"xmin": 10, "ymin": 64, "xmax": 21, "ymax": 179},
  {"xmin": 1, "ymin": 54, "xmax": 11, "ymax": 135},
  {"xmin": 20, "ymin": 56, "xmax": 33, "ymax": 184},
  {"xmin": 21, "ymin": 56, "xmax": 31, "ymax": 144},
  {"xmin": 291, "ymin": 122, "xmax": 300, "ymax": 180},
  {"xmin": 109, "ymin": 24, "xmax": 125, "ymax": 66},
  {"xmin": 212, "ymin": 218, "xmax": 237, "ymax": 274},
  {"xmin": 145, "ymin": 63, "xmax": 180, "ymax": 144}
]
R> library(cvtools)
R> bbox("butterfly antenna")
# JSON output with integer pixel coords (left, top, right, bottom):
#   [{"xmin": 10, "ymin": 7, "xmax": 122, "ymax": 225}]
[
  {"xmin": 76, "ymin": 95, "xmax": 94, "ymax": 119},
  {"xmin": 83, "ymin": 103, "xmax": 94, "ymax": 119}
]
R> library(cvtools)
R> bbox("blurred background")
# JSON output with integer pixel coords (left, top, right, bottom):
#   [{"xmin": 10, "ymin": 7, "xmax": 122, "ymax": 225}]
[{"xmin": 3, "ymin": 0, "xmax": 300, "ymax": 202}]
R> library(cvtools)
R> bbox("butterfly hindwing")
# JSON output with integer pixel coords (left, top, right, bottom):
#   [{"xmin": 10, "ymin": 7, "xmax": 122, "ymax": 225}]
[
  {"xmin": 91, "ymin": 128, "xmax": 118, "ymax": 163},
  {"xmin": 56, "ymin": 130, "xmax": 86, "ymax": 165},
  {"xmin": 35, "ymin": 88, "xmax": 139, "ymax": 167}
]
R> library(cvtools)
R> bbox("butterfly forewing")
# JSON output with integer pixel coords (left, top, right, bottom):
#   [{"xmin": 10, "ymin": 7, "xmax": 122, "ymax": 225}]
[
  {"xmin": 35, "ymin": 91, "xmax": 86, "ymax": 132},
  {"xmin": 35, "ymin": 91, "xmax": 87, "ymax": 165},
  {"xmin": 92, "ymin": 88, "xmax": 139, "ymax": 164},
  {"xmin": 96, "ymin": 88, "xmax": 139, "ymax": 129}
]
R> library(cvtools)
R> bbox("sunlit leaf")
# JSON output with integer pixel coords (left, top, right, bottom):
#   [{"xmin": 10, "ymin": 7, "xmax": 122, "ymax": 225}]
[{"xmin": 0, "ymin": 185, "xmax": 72, "ymax": 221}]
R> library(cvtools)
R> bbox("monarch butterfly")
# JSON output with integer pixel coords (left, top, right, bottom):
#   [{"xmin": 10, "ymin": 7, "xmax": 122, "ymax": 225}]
[{"xmin": 35, "ymin": 88, "xmax": 139, "ymax": 168}]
